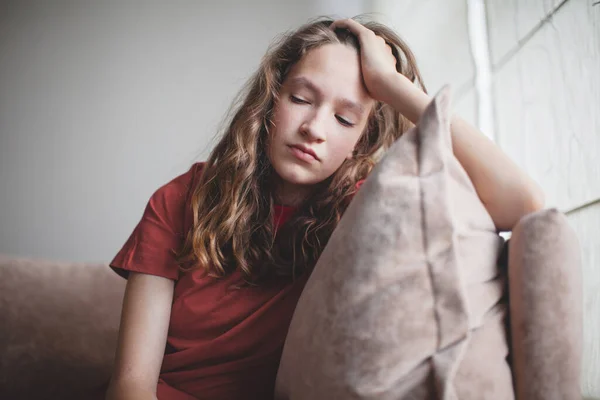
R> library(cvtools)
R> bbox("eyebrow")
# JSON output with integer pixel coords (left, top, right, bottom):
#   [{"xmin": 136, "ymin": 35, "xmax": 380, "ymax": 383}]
[{"xmin": 288, "ymin": 76, "xmax": 366, "ymax": 116}]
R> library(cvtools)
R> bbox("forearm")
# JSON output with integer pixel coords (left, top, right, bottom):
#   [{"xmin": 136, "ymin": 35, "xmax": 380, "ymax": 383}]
[
  {"xmin": 378, "ymin": 73, "xmax": 545, "ymax": 230},
  {"xmin": 447, "ymin": 116, "xmax": 545, "ymax": 230},
  {"xmin": 105, "ymin": 379, "xmax": 158, "ymax": 400}
]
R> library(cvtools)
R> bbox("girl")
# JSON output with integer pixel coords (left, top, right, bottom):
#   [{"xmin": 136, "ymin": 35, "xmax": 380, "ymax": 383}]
[{"xmin": 105, "ymin": 17, "xmax": 544, "ymax": 400}]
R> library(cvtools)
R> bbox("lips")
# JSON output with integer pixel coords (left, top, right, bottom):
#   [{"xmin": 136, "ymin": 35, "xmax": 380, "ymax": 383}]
[{"xmin": 289, "ymin": 144, "xmax": 319, "ymax": 161}]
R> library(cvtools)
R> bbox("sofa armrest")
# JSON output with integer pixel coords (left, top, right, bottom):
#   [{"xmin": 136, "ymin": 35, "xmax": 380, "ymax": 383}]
[
  {"xmin": 0, "ymin": 255, "xmax": 126, "ymax": 400},
  {"xmin": 508, "ymin": 208, "xmax": 582, "ymax": 400}
]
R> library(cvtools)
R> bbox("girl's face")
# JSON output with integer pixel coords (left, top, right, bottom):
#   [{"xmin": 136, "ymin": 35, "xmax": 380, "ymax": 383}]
[{"xmin": 268, "ymin": 43, "xmax": 375, "ymax": 206}]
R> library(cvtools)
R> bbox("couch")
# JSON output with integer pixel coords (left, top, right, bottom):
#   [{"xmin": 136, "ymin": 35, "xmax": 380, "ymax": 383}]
[{"xmin": 0, "ymin": 208, "xmax": 588, "ymax": 399}]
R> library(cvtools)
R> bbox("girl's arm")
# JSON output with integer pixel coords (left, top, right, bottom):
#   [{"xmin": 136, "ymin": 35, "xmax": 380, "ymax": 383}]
[
  {"xmin": 330, "ymin": 19, "xmax": 545, "ymax": 231},
  {"xmin": 105, "ymin": 272, "xmax": 175, "ymax": 400},
  {"xmin": 381, "ymin": 73, "xmax": 545, "ymax": 231}
]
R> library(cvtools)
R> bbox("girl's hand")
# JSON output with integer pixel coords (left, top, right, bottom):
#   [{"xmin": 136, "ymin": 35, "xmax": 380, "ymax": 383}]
[{"xmin": 330, "ymin": 19, "xmax": 400, "ymax": 103}]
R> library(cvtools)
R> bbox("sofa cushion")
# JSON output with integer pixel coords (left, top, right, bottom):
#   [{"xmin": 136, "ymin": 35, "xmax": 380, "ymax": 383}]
[
  {"xmin": 275, "ymin": 86, "xmax": 513, "ymax": 399},
  {"xmin": 0, "ymin": 255, "xmax": 126, "ymax": 400}
]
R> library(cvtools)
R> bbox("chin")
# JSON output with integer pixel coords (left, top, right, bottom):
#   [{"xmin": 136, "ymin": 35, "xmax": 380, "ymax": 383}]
[{"xmin": 272, "ymin": 161, "xmax": 320, "ymax": 186}]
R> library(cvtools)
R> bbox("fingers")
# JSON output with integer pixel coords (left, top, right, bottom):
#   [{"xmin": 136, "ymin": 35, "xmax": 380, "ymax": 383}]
[
  {"xmin": 331, "ymin": 19, "xmax": 394, "ymax": 54},
  {"xmin": 330, "ymin": 18, "xmax": 372, "ymax": 38},
  {"xmin": 331, "ymin": 19, "xmax": 397, "ymax": 67}
]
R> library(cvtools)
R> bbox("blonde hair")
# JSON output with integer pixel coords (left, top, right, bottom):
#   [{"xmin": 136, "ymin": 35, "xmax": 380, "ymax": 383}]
[{"xmin": 177, "ymin": 16, "xmax": 426, "ymax": 281}]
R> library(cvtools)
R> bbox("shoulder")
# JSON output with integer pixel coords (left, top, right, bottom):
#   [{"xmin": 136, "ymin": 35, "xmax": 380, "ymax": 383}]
[
  {"xmin": 149, "ymin": 162, "xmax": 206, "ymax": 212},
  {"xmin": 132, "ymin": 161, "xmax": 207, "ymax": 243},
  {"xmin": 109, "ymin": 162, "xmax": 207, "ymax": 280},
  {"xmin": 155, "ymin": 162, "xmax": 205, "ymax": 197}
]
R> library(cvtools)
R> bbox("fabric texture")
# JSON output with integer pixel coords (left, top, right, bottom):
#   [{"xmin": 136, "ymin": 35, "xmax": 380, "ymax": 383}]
[
  {"xmin": 110, "ymin": 162, "xmax": 311, "ymax": 400},
  {"xmin": 275, "ymin": 86, "xmax": 513, "ymax": 399},
  {"xmin": 0, "ymin": 255, "xmax": 126, "ymax": 400},
  {"xmin": 508, "ymin": 208, "xmax": 582, "ymax": 400}
]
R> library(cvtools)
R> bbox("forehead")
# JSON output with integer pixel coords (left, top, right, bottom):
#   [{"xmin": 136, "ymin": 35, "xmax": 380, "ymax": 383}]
[{"xmin": 284, "ymin": 43, "xmax": 373, "ymax": 106}]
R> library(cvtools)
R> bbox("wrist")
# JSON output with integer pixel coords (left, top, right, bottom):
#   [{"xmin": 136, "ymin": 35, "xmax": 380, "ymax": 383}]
[{"xmin": 378, "ymin": 73, "xmax": 430, "ymax": 124}]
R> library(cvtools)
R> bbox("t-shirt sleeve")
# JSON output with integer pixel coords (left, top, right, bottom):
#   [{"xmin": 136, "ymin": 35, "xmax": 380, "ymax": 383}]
[{"xmin": 110, "ymin": 162, "xmax": 204, "ymax": 281}]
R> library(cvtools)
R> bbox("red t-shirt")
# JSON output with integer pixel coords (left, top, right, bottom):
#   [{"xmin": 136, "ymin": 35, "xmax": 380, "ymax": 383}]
[{"xmin": 110, "ymin": 162, "xmax": 364, "ymax": 400}]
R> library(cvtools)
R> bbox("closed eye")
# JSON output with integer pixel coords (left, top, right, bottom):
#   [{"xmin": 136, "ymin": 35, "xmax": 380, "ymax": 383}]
[
  {"xmin": 290, "ymin": 95, "xmax": 310, "ymax": 104},
  {"xmin": 336, "ymin": 115, "xmax": 355, "ymax": 127}
]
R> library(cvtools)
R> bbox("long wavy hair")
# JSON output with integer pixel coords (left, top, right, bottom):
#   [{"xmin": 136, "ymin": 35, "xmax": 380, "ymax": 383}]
[{"xmin": 177, "ymin": 16, "xmax": 426, "ymax": 282}]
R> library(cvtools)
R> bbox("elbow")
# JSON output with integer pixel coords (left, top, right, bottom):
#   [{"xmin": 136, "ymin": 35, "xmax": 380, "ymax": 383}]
[{"xmin": 522, "ymin": 184, "xmax": 546, "ymax": 215}]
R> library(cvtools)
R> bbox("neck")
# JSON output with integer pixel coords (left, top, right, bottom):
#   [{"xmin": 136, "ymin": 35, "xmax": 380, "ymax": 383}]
[{"xmin": 273, "ymin": 177, "xmax": 313, "ymax": 208}]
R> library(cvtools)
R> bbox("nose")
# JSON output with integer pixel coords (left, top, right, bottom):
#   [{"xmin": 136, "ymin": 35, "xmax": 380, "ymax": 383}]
[{"xmin": 300, "ymin": 109, "xmax": 327, "ymax": 142}]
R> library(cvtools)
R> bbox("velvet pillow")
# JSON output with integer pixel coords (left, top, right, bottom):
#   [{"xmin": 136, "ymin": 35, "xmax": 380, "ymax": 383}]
[{"xmin": 275, "ymin": 86, "xmax": 514, "ymax": 399}]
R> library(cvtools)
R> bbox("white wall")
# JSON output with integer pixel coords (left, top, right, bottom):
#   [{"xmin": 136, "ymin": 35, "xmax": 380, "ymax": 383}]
[
  {"xmin": 487, "ymin": 0, "xmax": 600, "ymax": 396},
  {"xmin": 372, "ymin": 0, "xmax": 599, "ymax": 396},
  {"xmin": 369, "ymin": 0, "xmax": 481, "ymax": 132},
  {"xmin": 0, "ymin": 0, "xmax": 365, "ymax": 263}
]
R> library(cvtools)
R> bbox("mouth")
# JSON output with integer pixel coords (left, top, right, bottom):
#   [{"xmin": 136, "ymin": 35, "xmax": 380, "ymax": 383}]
[{"xmin": 288, "ymin": 144, "xmax": 320, "ymax": 162}]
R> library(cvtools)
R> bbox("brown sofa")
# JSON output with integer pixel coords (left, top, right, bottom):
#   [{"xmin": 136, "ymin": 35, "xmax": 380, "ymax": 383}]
[
  {"xmin": 0, "ymin": 257, "xmax": 125, "ymax": 400},
  {"xmin": 0, "ymin": 208, "xmax": 582, "ymax": 400}
]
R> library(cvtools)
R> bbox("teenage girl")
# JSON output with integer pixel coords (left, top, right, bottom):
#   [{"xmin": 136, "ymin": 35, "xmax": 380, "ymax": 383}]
[{"xmin": 105, "ymin": 17, "xmax": 544, "ymax": 400}]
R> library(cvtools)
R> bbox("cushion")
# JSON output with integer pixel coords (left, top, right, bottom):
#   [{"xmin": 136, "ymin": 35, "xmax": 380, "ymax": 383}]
[
  {"xmin": 275, "ymin": 86, "xmax": 514, "ymax": 399},
  {"xmin": 0, "ymin": 255, "xmax": 126, "ymax": 400},
  {"xmin": 508, "ymin": 209, "xmax": 582, "ymax": 400}
]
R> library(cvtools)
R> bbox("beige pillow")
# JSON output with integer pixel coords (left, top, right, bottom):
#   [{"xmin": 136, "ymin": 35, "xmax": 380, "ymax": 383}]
[{"xmin": 275, "ymin": 86, "xmax": 514, "ymax": 399}]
